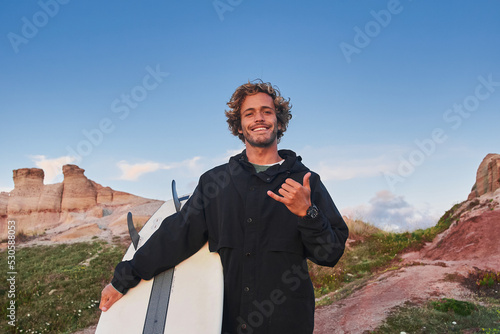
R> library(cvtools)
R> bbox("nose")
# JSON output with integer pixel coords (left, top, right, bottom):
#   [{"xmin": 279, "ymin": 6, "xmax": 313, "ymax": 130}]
[{"xmin": 254, "ymin": 111, "xmax": 265, "ymax": 122}]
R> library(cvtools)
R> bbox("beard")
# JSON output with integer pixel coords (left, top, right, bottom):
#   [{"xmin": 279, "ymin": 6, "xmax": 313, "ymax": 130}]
[{"xmin": 242, "ymin": 126, "xmax": 278, "ymax": 148}]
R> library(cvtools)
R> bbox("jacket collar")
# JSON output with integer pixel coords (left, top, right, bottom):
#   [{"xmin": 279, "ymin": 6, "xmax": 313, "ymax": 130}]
[
  {"xmin": 229, "ymin": 149, "xmax": 308, "ymax": 180},
  {"xmin": 227, "ymin": 149, "xmax": 309, "ymax": 203}
]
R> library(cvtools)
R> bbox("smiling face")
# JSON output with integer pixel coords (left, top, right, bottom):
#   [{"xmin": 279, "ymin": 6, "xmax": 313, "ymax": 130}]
[{"xmin": 238, "ymin": 92, "xmax": 281, "ymax": 148}]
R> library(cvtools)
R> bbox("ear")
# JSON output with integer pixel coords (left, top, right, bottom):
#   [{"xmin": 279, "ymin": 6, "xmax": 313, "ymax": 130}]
[{"xmin": 238, "ymin": 127, "xmax": 243, "ymax": 134}]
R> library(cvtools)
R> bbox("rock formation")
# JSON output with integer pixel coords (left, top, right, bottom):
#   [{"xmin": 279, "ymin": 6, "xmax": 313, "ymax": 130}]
[
  {"xmin": 8, "ymin": 168, "xmax": 45, "ymax": 216},
  {"xmin": 468, "ymin": 153, "xmax": 500, "ymax": 200},
  {"xmin": 61, "ymin": 165, "xmax": 97, "ymax": 212},
  {"xmin": 0, "ymin": 164, "xmax": 162, "ymax": 241},
  {"xmin": 0, "ymin": 192, "xmax": 8, "ymax": 226}
]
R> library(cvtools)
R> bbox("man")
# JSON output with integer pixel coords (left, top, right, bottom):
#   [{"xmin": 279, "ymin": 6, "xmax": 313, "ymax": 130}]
[{"xmin": 100, "ymin": 80, "xmax": 349, "ymax": 333}]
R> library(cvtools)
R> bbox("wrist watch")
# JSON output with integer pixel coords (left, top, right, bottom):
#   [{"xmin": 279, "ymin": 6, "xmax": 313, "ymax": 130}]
[{"xmin": 303, "ymin": 204, "xmax": 319, "ymax": 220}]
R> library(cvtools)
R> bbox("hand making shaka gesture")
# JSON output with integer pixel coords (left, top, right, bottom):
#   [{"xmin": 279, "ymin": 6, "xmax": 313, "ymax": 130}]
[{"xmin": 267, "ymin": 172, "xmax": 312, "ymax": 217}]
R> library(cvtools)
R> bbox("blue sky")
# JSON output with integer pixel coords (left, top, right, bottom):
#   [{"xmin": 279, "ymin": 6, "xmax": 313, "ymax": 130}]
[{"xmin": 1, "ymin": 0, "xmax": 499, "ymax": 231}]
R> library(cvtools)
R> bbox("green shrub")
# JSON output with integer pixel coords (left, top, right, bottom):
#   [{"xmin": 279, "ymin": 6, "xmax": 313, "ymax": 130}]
[
  {"xmin": 431, "ymin": 298, "xmax": 476, "ymax": 316},
  {"xmin": 374, "ymin": 301, "xmax": 500, "ymax": 333}
]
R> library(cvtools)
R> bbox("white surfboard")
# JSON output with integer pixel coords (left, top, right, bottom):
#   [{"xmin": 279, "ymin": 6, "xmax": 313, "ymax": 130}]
[{"xmin": 96, "ymin": 182, "xmax": 224, "ymax": 334}]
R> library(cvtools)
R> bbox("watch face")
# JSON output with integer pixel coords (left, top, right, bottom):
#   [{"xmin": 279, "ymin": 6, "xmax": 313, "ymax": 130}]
[{"xmin": 307, "ymin": 205, "xmax": 319, "ymax": 219}]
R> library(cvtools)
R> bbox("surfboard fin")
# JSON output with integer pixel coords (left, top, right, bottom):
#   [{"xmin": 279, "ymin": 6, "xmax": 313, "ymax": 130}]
[
  {"xmin": 127, "ymin": 212, "xmax": 140, "ymax": 250},
  {"xmin": 172, "ymin": 180, "xmax": 181, "ymax": 213},
  {"xmin": 172, "ymin": 180, "xmax": 189, "ymax": 213}
]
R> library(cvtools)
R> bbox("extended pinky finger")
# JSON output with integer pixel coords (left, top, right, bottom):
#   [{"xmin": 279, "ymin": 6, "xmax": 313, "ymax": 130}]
[{"xmin": 267, "ymin": 190, "xmax": 284, "ymax": 203}]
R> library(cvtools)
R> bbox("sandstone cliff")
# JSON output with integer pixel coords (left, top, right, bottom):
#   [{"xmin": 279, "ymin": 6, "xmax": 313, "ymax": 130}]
[
  {"xmin": 0, "ymin": 165, "xmax": 163, "ymax": 241},
  {"xmin": 468, "ymin": 153, "xmax": 500, "ymax": 200},
  {"xmin": 61, "ymin": 165, "xmax": 97, "ymax": 212}
]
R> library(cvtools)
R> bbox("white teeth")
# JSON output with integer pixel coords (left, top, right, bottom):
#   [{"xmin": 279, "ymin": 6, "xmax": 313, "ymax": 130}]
[{"xmin": 253, "ymin": 127, "xmax": 267, "ymax": 131}]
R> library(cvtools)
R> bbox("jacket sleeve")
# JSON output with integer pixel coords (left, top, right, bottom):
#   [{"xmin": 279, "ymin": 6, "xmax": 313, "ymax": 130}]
[
  {"xmin": 297, "ymin": 172, "xmax": 349, "ymax": 267},
  {"xmin": 111, "ymin": 182, "xmax": 209, "ymax": 294}
]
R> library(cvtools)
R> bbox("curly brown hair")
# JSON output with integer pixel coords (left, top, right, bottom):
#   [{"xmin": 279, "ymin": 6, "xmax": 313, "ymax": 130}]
[{"xmin": 225, "ymin": 80, "xmax": 292, "ymax": 143}]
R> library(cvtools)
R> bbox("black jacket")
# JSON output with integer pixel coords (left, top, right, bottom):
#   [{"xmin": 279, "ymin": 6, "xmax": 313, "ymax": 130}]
[{"xmin": 112, "ymin": 149, "xmax": 348, "ymax": 334}]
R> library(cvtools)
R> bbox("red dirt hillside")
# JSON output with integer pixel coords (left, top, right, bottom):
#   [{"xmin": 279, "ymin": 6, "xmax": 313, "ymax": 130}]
[{"xmin": 314, "ymin": 153, "xmax": 500, "ymax": 333}]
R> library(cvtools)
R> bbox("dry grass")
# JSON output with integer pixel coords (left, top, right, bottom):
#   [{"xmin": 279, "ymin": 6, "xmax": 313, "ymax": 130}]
[{"xmin": 344, "ymin": 217, "xmax": 382, "ymax": 240}]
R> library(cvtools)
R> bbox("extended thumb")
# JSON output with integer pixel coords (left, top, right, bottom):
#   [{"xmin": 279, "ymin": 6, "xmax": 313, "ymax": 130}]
[{"xmin": 303, "ymin": 172, "xmax": 311, "ymax": 189}]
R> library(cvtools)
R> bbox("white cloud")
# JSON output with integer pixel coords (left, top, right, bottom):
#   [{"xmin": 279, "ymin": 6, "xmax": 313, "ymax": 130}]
[
  {"xmin": 343, "ymin": 190, "xmax": 438, "ymax": 232},
  {"xmin": 222, "ymin": 148, "xmax": 245, "ymax": 161},
  {"xmin": 0, "ymin": 187, "xmax": 13, "ymax": 193},
  {"xmin": 181, "ymin": 156, "xmax": 203, "ymax": 172},
  {"xmin": 29, "ymin": 155, "xmax": 76, "ymax": 183},
  {"xmin": 209, "ymin": 147, "xmax": 245, "ymax": 166},
  {"xmin": 117, "ymin": 157, "xmax": 203, "ymax": 181},
  {"xmin": 317, "ymin": 157, "xmax": 397, "ymax": 181},
  {"xmin": 117, "ymin": 161, "xmax": 167, "ymax": 181},
  {"xmin": 301, "ymin": 144, "xmax": 406, "ymax": 181}
]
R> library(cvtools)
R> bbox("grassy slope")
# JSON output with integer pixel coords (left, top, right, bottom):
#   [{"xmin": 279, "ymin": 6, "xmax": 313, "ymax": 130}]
[
  {"xmin": 0, "ymin": 240, "xmax": 126, "ymax": 334},
  {"xmin": 311, "ymin": 202, "xmax": 500, "ymax": 333},
  {"xmin": 310, "ymin": 202, "xmax": 464, "ymax": 301}
]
